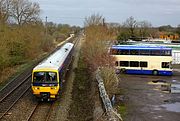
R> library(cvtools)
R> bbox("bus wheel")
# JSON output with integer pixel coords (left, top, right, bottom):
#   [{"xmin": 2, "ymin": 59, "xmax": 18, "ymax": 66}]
[
  {"xmin": 120, "ymin": 68, "xmax": 126, "ymax": 73},
  {"xmin": 153, "ymin": 70, "xmax": 158, "ymax": 75},
  {"xmin": 115, "ymin": 69, "xmax": 120, "ymax": 74}
]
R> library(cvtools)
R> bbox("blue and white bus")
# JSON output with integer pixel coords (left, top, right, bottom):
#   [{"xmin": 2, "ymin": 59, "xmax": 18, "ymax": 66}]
[{"xmin": 110, "ymin": 45, "xmax": 173, "ymax": 76}]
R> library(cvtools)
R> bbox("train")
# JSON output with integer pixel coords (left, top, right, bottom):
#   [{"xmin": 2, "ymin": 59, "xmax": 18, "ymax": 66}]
[{"xmin": 31, "ymin": 43, "xmax": 74, "ymax": 101}]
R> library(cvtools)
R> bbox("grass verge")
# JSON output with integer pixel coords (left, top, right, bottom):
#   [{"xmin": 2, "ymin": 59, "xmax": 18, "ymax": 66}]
[
  {"xmin": 68, "ymin": 56, "xmax": 94, "ymax": 121},
  {"xmin": 117, "ymin": 103, "xmax": 127, "ymax": 119},
  {"xmin": 0, "ymin": 52, "xmax": 48, "ymax": 90}
]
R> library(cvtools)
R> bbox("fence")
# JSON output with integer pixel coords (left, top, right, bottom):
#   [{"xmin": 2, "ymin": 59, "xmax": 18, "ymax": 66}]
[{"xmin": 96, "ymin": 69, "xmax": 123, "ymax": 121}]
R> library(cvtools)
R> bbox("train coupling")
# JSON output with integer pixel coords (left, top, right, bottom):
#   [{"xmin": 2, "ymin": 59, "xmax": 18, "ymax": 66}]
[{"xmin": 40, "ymin": 92, "xmax": 50, "ymax": 100}]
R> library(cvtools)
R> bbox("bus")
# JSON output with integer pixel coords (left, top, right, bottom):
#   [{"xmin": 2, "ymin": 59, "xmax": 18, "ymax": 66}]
[{"xmin": 110, "ymin": 45, "xmax": 173, "ymax": 76}]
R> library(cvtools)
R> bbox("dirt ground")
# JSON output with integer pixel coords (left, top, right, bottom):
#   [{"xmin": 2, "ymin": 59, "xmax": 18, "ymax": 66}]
[{"xmin": 118, "ymin": 70, "xmax": 180, "ymax": 121}]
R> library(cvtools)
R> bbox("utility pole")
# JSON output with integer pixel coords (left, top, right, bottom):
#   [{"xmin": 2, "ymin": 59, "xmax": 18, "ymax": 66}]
[
  {"xmin": 103, "ymin": 18, "xmax": 105, "ymax": 26},
  {"xmin": 45, "ymin": 16, "xmax": 48, "ymax": 39}
]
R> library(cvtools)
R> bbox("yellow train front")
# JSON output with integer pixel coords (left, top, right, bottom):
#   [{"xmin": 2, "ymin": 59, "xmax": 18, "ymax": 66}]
[
  {"xmin": 32, "ymin": 70, "xmax": 60, "ymax": 100},
  {"xmin": 31, "ymin": 43, "xmax": 74, "ymax": 101}
]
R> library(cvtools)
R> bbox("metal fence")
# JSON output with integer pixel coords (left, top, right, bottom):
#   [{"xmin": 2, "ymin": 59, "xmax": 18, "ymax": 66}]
[{"xmin": 96, "ymin": 69, "xmax": 123, "ymax": 121}]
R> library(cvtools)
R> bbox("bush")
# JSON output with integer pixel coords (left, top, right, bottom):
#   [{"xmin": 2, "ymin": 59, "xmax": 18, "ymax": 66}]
[{"xmin": 100, "ymin": 67, "xmax": 119, "ymax": 94}]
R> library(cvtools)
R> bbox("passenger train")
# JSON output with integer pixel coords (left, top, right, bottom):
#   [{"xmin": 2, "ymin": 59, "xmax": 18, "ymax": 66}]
[{"xmin": 31, "ymin": 43, "xmax": 74, "ymax": 101}]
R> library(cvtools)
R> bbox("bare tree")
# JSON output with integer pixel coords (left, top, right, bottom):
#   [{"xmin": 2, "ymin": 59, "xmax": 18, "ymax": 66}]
[
  {"xmin": 84, "ymin": 13, "xmax": 105, "ymax": 27},
  {"xmin": 176, "ymin": 24, "xmax": 180, "ymax": 35},
  {"xmin": 138, "ymin": 20, "xmax": 152, "ymax": 38},
  {"xmin": 9, "ymin": 0, "xmax": 40, "ymax": 25},
  {"xmin": 123, "ymin": 16, "xmax": 137, "ymax": 37},
  {"xmin": 0, "ymin": 0, "xmax": 11, "ymax": 23}
]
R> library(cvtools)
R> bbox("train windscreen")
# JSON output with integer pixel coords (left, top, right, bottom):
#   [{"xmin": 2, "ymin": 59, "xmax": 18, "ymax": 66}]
[{"xmin": 33, "ymin": 72, "xmax": 57, "ymax": 83}]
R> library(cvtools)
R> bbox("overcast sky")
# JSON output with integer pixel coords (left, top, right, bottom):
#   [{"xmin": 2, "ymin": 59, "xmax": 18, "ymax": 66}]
[{"xmin": 32, "ymin": 0, "xmax": 180, "ymax": 27}]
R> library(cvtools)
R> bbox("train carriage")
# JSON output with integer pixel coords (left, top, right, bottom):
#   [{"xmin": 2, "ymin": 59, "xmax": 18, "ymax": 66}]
[{"xmin": 31, "ymin": 43, "xmax": 74, "ymax": 101}]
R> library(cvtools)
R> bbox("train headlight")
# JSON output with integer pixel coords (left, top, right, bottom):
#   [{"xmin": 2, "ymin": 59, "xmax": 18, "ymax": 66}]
[
  {"xmin": 34, "ymin": 87, "xmax": 39, "ymax": 90},
  {"xmin": 51, "ymin": 87, "xmax": 57, "ymax": 90}
]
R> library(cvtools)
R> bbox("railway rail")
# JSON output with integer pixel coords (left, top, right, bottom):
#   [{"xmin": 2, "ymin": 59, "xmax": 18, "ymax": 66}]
[
  {"xmin": 0, "ymin": 33, "xmax": 82, "ymax": 120},
  {"xmin": 26, "ymin": 102, "xmax": 54, "ymax": 121},
  {"xmin": 0, "ymin": 77, "xmax": 31, "ymax": 119}
]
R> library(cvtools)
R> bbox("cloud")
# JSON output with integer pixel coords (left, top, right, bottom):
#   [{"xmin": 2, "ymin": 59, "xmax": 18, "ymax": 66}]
[{"xmin": 31, "ymin": 0, "xmax": 180, "ymax": 26}]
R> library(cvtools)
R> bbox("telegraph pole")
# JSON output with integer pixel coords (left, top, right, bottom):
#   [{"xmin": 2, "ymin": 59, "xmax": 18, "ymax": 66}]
[{"xmin": 45, "ymin": 16, "xmax": 48, "ymax": 39}]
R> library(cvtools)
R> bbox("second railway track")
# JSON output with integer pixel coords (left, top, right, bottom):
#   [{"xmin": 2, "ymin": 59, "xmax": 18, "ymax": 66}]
[
  {"xmin": 0, "ymin": 34, "xmax": 82, "ymax": 121},
  {"xmin": 0, "ymin": 76, "xmax": 31, "ymax": 119}
]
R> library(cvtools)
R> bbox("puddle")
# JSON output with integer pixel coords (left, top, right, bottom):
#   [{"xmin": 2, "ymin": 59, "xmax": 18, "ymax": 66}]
[
  {"xmin": 161, "ymin": 102, "xmax": 180, "ymax": 112},
  {"xmin": 149, "ymin": 80, "xmax": 180, "ymax": 93},
  {"xmin": 171, "ymin": 84, "xmax": 180, "ymax": 93},
  {"xmin": 152, "ymin": 80, "xmax": 166, "ymax": 83}
]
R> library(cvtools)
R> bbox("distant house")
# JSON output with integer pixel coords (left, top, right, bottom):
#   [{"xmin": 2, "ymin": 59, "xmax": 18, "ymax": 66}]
[{"xmin": 159, "ymin": 32, "xmax": 179, "ymax": 40}]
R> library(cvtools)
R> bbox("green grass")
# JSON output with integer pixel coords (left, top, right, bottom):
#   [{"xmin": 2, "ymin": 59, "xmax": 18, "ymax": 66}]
[
  {"xmin": 68, "ymin": 56, "xmax": 94, "ymax": 121},
  {"xmin": 0, "ymin": 52, "xmax": 49, "ymax": 90},
  {"xmin": 117, "ymin": 104, "xmax": 127, "ymax": 119}
]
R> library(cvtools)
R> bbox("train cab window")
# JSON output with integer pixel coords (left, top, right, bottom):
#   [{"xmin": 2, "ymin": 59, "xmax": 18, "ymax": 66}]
[
  {"xmin": 33, "ymin": 72, "xmax": 45, "ymax": 82},
  {"xmin": 33, "ymin": 72, "xmax": 57, "ymax": 83},
  {"xmin": 130, "ymin": 61, "xmax": 139, "ymax": 67},
  {"xmin": 130, "ymin": 50, "xmax": 139, "ymax": 55},
  {"xmin": 120, "ymin": 61, "xmax": 129, "ymax": 67},
  {"xmin": 162, "ymin": 62, "xmax": 170, "ymax": 68},
  {"xmin": 47, "ymin": 72, "xmax": 57, "ymax": 82},
  {"xmin": 140, "ymin": 61, "xmax": 148, "ymax": 67}
]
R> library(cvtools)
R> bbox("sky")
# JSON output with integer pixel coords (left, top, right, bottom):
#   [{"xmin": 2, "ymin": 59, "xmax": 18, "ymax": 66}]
[{"xmin": 32, "ymin": 0, "xmax": 180, "ymax": 27}]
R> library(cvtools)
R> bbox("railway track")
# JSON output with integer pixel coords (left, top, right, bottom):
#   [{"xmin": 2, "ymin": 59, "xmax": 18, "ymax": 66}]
[
  {"xmin": 27, "ymin": 102, "xmax": 54, "ymax": 121},
  {"xmin": 0, "ymin": 33, "xmax": 82, "ymax": 120},
  {"xmin": 0, "ymin": 76, "xmax": 31, "ymax": 119}
]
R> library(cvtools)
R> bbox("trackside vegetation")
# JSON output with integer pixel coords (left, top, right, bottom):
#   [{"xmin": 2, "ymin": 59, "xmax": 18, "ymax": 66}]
[
  {"xmin": 83, "ymin": 14, "xmax": 118, "ymax": 95},
  {"xmin": 0, "ymin": 0, "xmax": 80, "ymax": 84},
  {"xmin": 68, "ymin": 54, "xmax": 94, "ymax": 121}
]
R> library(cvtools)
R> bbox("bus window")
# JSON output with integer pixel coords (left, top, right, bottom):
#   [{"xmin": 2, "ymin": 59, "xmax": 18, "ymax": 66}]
[
  {"xmin": 110, "ymin": 49, "xmax": 118, "ymax": 55},
  {"xmin": 162, "ymin": 62, "xmax": 170, "ymax": 68},
  {"xmin": 150, "ymin": 50, "xmax": 161, "ymax": 56},
  {"xmin": 130, "ymin": 61, "xmax": 139, "ymax": 67},
  {"xmin": 130, "ymin": 50, "xmax": 139, "ymax": 55},
  {"xmin": 118, "ymin": 49, "xmax": 122, "ymax": 55},
  {"xmin": 120, "ymin": 61, "xmax": 129, "ymax": 67},
  {"xmin": 161, "ymin": 50, "xmax": 171, "ymax": 56},
  {"xmin": 140, "ymin": 61, "xmax": 148, "ymax": 67},
  {"xmin": 121, "ymin": 50, "xmax": 129, "ymax": 55},
  {"xmin": 115, "ymin": 61, "xmax": 119, "ymax": 66},
  {"xmin": 139, "ymin": 50, "xmax": 150, "ymax": 55}
]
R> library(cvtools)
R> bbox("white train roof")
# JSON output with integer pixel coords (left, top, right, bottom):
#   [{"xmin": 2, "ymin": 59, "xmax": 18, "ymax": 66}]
[{"xmin": 33, "ymin": 43, "xmax": 74, "ymax": 71}]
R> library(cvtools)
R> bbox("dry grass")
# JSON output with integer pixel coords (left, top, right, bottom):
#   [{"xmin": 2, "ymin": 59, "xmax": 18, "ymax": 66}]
[
  {"xmin": 83, "ymin": 25, "xmax": 116, "ymax": 71},
  {"xmin": 0, "ymin": 67, "xmax": 16, "ymax": 84},
  {"xmin": 83, "ymin": 15, "xmax": 119, "ymax": 94},
  {"xmin": 100, "ymin": 67, "xmax": 119, "ymax": 94}
]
